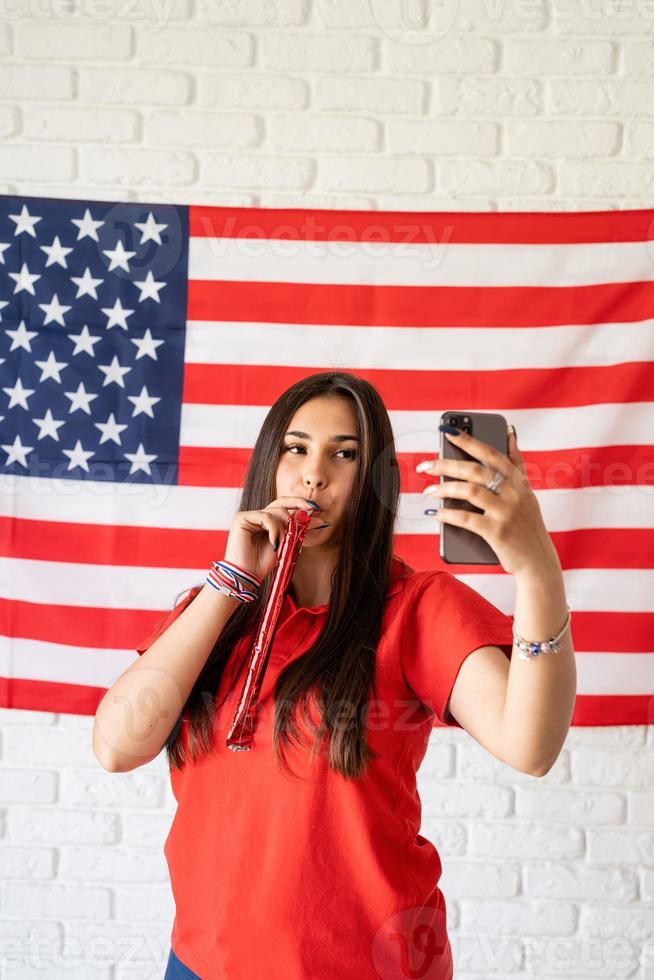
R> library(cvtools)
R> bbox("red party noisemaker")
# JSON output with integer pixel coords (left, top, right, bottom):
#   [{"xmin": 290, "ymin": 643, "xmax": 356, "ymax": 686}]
[{"xmin": 226, "ymin": 508, "xmax": 312, "ymax": 751}]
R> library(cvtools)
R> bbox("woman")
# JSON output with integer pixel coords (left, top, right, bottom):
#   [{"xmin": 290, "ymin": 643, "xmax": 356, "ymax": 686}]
[{"xmin": 93, "ymin": 371, "xmax": 576, "ymax": 980}]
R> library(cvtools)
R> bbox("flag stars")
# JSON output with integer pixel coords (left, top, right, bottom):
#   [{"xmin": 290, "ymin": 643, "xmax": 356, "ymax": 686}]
[
  {"xmin": 98, "ymin": 355, "xmax": 131, "ymax": 388},
  {"xmin": 3, "ymin": 377, "xmax": 35, "ymax": 410},
  {"xmin": 9, "ymin": 204, "xmax": 42, "ymax": 238},
  {"xmin": 66, "ymin": 324, "xmax": 102, "ymax": 357},
  {"xmin": 38, "ymin": 292, "xmax": 72, "ymax": 327},
  {"xmin": 70, "ymin": 266, "xmax": 103, "ymax": 300},
  {"xmin": 71, "ymin": 208, "xmax": 104, "ymax": 242},
  {"xmin": 8, "ymin": 262, "xmax": 41, "ymax": 296},
  {"xmin": 40, "ymin": 235, "xmax": 74, "ymax": 269},
  {"xmin": 131, "ymin": 328, "xmax": 164, "ymax": 361},
  {"xmin": 1, "ymin": 434, "xmax": 33, "ymax": 468},
  {"xmin": 62, "ymin": 438, "xmax": 95, "ymax": 472},
  {"xmin": 101, "ymin": 297, "xmax": 134, "ymax": 331},
  {"xmin": 63, "ymin": 381, "xmax": 98, "ymax": 415},
  {"xmin": 124, "ymin": 442, "xmax": 157, "ymax": 476},
  {"xmin": 34, "ymin": 350, "xmax": 68, "ymax": 384},
  {"xmin": 32, "ymin": 407, "xmax": 66, "ymax": 441},
  {"xmin": 134, "ymin": 211, "xmax": 168, "ymax": 246},
  {"xmin": 0, "ymin": 200, "xmax": 179, "ymax": 483},
  {"xmin": 103, "ymin": 239, "xmax": 136, "ymax": 273},
  {"xmin": 94, "ymin": 412, "xmax": 128, "ymax": 446},
  {"xmin": 127, "ymin": 384, "xmax": 160, "ymax": 419},
  {"xmin": 6, "ymin": 320, "xmax": 38, "ymax": 353},
  {"xmin": 133, "ymin": 269, "xmax": 166, "ymax": 303}
]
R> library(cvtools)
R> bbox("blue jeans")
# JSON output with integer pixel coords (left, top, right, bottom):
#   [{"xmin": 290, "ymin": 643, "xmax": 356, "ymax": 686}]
[{"xmin": 164, "ymin": 946, "xmax": 201, "ymax": 979}]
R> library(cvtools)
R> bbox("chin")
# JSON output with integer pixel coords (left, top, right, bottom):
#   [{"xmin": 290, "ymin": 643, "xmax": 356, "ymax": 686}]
[
  {"xmin": 305, "ymin": 530, "xmax": 327, "ymax": 544},
  {"xmin": 305, "ymin": 526, "xmax": 331, "ymax": 544}
]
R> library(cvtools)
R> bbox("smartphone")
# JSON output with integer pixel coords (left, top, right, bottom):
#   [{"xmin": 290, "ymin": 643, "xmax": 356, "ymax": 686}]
[{"xmin": 438, "ymin": 410, "xmax": 509, "ymax": 565}]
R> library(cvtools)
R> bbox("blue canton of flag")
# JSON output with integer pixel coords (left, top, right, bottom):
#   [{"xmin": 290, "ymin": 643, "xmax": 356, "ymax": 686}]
[{"xmin": 0, "ymin": 194, "xmax": 189, "ymax": 484}]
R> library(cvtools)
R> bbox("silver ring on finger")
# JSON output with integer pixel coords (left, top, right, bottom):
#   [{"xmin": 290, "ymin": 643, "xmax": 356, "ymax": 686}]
[{"xmin": 485, "ymin": 470, "xmax": 504, "ymax": 494}]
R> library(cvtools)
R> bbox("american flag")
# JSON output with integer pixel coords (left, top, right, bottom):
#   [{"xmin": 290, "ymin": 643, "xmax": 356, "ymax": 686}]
[{"xmin": 1, "ymin": 192, "xmax": 652, "ymax": 725}]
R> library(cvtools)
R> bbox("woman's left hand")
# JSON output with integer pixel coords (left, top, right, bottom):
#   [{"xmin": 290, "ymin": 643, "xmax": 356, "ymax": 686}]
[{"xmin": 417, "ymin": 427, "xmax": 561, "ymax": 577}]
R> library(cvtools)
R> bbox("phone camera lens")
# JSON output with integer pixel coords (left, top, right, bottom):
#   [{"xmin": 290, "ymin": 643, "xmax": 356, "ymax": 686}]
[{"xmin": 446, "ymin": 415, "xmax": 470, "ymax": 436}]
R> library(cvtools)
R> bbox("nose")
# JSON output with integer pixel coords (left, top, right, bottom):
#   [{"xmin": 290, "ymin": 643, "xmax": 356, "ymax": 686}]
[{"xmin": 301, "ymin": 456, "xmax": 327, "ymax": 496}]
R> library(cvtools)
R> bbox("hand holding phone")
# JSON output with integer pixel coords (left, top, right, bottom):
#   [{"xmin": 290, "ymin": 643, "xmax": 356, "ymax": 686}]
[{"xmin": 437, "ymin": 411, "xmax": 509, "ymax": 565}]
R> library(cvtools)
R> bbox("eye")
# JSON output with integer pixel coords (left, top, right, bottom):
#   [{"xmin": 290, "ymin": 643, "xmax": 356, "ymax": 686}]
[{"xmin": 283, "ymin": 443, "xmax": 357, "ymax": 460}]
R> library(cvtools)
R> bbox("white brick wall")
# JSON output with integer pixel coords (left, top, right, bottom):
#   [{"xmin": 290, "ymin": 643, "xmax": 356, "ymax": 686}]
[{"xmin": 1, "ymin": 2, "xmax": 653, "ymax": 977}]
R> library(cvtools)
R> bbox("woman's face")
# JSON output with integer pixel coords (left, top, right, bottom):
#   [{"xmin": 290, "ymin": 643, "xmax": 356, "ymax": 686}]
[{"xmin": 276, "ymin": 395, "xmax": 360, "ymax": 548}]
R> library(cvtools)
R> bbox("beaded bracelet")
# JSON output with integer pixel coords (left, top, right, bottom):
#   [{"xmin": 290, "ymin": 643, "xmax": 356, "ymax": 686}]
[
  {"xmin": 206, "ymin": 559, "xmax": 263, "ymax": 604},
  {"xmin": 513, "ymin": 605, "xmax": 571, "ymax": 661}
]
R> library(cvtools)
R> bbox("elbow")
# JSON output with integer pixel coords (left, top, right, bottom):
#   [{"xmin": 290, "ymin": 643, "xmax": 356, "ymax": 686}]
[
  {"xmin": 528, "ymin": 751, "xmax": 559, "ymax": 777},
  {"xmin": 506, "ymin": 750, "xmax": 557, "ymax": 778},
  {"xmin": 92, "ymin": 730, "xmax": 158, "ymax": 773},
  {"xmin": 93, "ymin": 747, "xmax": 122, "ymax": 772},
  {"xmin": 93, "ymin": 746, "xmax": 144, "ymax": 773},
  {"xmin": 92, "ymin": 738, "xmax": 125, "ymax": 773},
  {"xmin": 97, "ymin": 756, "xmax": 123, "ymax": 773},
  {"xmin": 529, "ymin": 719, "xmax": 574, "ymax": 777},
  {"xmin": 92, "ymin": 719, "xmax": 126, "ymax": 773},
  {"xmin": 92, "ymin": 734, "xmax": 148, "ymax": 772}
]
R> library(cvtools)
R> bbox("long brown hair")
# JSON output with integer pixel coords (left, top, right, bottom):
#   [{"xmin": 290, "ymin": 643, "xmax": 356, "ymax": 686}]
[{"xmin": 165, "ymin": 371, "xmax": 402, "ymax": 779}]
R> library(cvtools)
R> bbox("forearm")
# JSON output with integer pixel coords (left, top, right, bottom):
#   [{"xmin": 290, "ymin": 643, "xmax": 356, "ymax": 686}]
[
  {"xmin": 93, "ymin": 584, "xmax": 240, "ymax": 772},
  {"xmin": 500, "ymin": 556, "xmax": 577, "ymax": 776}
]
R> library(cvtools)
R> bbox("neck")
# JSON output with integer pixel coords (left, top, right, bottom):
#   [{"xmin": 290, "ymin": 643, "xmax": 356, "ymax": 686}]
[{"xmin": 290, "ymin": 545, "xmax": 338, "ymax": 608}]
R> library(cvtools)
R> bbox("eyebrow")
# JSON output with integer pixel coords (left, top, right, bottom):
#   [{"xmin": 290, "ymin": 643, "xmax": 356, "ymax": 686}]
[{"xmin": 284, "ymin": 430, "xmax": 359, "ymax": 443}]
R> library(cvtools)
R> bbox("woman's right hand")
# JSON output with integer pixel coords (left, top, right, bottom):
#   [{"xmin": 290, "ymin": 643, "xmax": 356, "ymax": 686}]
[{"xmin": 223, "ymin": 497, "xmax": 326, "ymax": 583}]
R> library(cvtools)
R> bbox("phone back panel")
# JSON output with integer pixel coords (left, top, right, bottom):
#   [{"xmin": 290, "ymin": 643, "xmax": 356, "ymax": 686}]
[{"xmin": 438, "ymin": 411, "xmax": 508, "ymax": 566}]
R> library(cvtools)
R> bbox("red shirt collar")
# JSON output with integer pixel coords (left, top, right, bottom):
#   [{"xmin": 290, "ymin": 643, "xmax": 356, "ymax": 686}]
[{"xmin": 285, "ymin": 554, "xmax": 409, "ymax": 615}]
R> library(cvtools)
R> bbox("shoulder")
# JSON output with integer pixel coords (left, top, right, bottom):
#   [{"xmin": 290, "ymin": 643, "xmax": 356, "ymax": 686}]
[
  {"xmin": 396, "ymin": 566, "xmax": 508, "ymax": 632},
  {"xmin": 384, "ymin": 561, "xmax": 455, "ymax": 629},
  {"xmin": 387, "ymin": 555, "xmax": 436, "ymax": 592},
  {"xmin": 399, "ymin": 566, "xmax": 490, "ymax": 602},
  {"xmin": 392, "ymin": 562, "xmax": 448, "ymax": 606},
  {"xmin": 399, "ymin": 567, "xmax": 514, "ymax": 650}
]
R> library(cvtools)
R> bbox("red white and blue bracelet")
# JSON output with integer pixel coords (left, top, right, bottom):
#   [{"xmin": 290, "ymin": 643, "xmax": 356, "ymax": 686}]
[{"xmin": 206, "ymin": 560, "xmax": 263, "ymax": 604}]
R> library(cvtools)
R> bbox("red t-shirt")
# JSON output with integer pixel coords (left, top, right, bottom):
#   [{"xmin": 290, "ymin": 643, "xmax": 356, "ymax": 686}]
[{"xmin": 136, "ymin": 555, "xmax": 514, "ymax": 980}]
